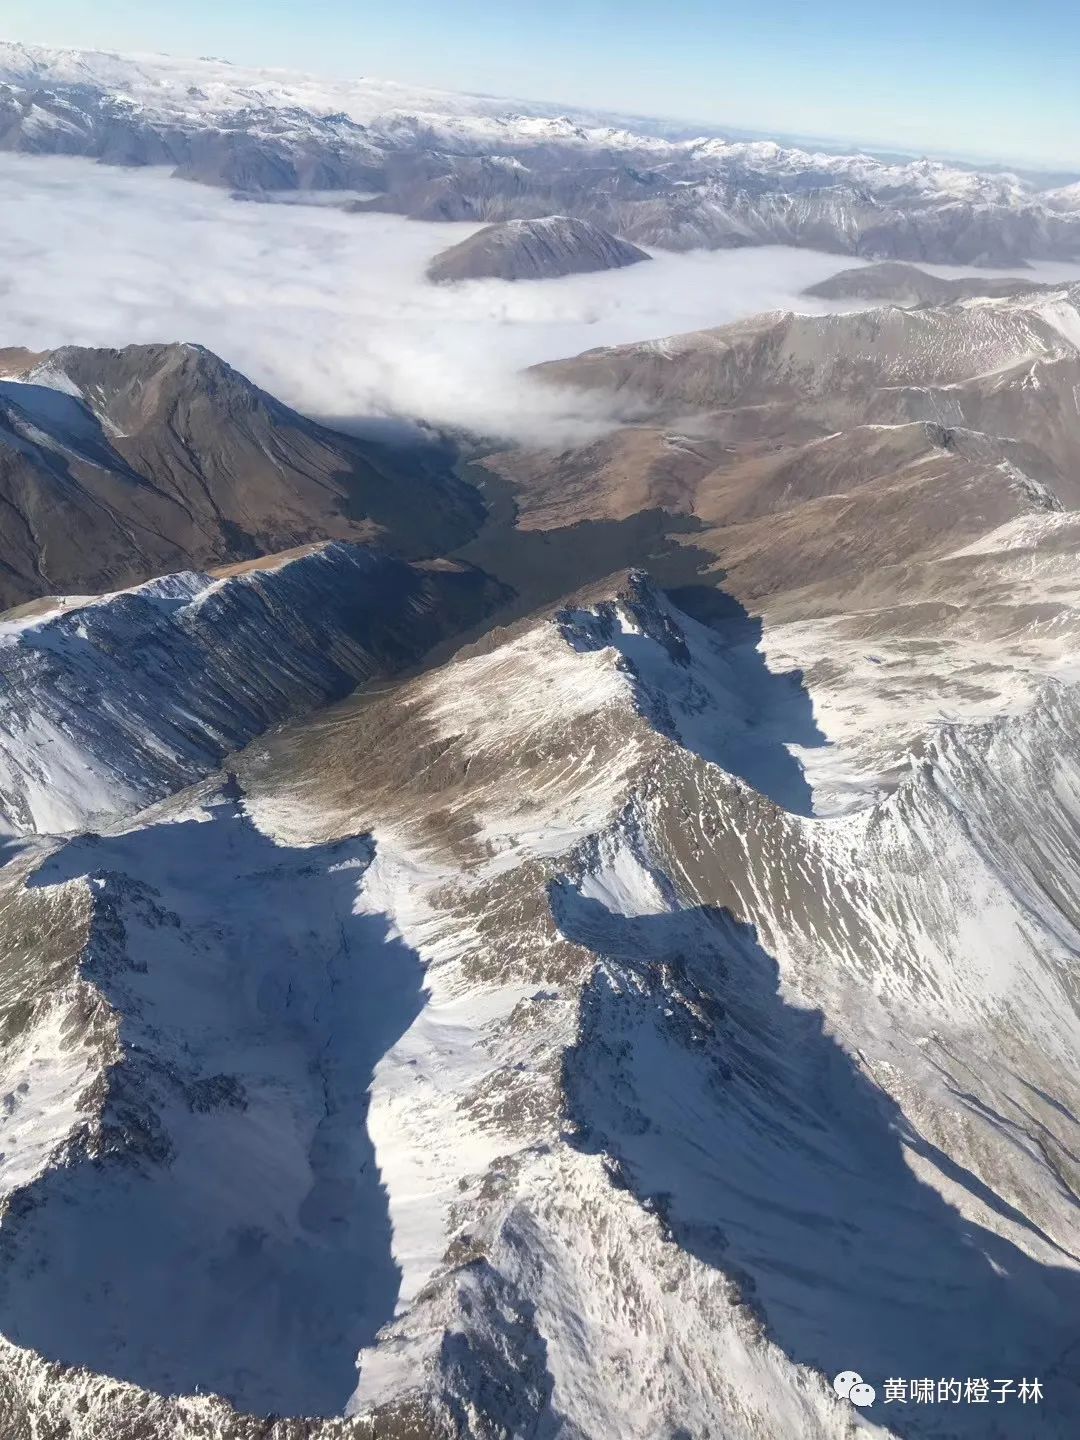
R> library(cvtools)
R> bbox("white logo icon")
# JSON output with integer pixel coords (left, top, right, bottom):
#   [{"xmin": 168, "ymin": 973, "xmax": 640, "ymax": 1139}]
[{"xmin": 834, "ymin": 1371, "xmax": 876, "ymax": 1407}]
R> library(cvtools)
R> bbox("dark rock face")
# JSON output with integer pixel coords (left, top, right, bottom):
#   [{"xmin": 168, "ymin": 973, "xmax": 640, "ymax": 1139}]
[
  {"xmin": 0, "ymin": 342, "xmax": 485, "ymax": 608},
  {"xmin": 0, "ymin": 541, "xmax": 508, "ymax": 833},
  {"xmin": 426, "ymin": 216, "xmax": 650, "ymax": 283}
]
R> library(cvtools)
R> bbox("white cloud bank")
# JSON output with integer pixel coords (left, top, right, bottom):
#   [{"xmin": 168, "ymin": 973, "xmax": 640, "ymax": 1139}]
[{"xmin": 4, "ymin": 154, "xmax": 1080, "ymax": 446}]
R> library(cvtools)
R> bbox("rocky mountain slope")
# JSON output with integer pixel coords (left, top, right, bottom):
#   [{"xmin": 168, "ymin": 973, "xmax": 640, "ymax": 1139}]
[
  {"xmin": 0, "ymin": 542, "xmax": 504, "ymax": 835},
  {"xmin": 0, "ymin": 342, "xmax": 484, "ymax": 607},
  {"xmin": 804, "ymin": 259, "xmax": 1057, "ymax": 306},
  {"xmin": 477, "ymin": 287, "xmax": 1080, "ymax": 811},
  {"xmin": 426, "ymin": 217, "xmax": 649, "ymax": 283},
  {"xmin": 531, "ymin": 284, "xmax": 1080, "ymax": 488},
  {"xmin": 533, "ymin": 282, "xmax": 1080, "ymax": 408},
  {"xmin": 4, "ymin": 40, "xmax": 1080, "ymax": 264}
]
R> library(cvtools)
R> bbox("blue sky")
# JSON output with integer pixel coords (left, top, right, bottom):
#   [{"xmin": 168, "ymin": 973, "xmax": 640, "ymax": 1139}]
[{"xmin": 5, "ymin": 0, "xmax": 1077, "ymax": 170}]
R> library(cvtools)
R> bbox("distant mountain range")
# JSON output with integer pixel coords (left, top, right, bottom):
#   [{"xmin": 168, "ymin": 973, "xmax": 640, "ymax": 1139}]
[{"xmin": 3, "ymin": 40, "xmax": 1080, "ymax": 265}]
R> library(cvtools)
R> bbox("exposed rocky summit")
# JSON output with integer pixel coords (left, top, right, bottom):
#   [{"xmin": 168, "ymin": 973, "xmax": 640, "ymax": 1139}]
[{"xmin": 426, "ymin": 216, "xmax": 650, "ymax": 283}]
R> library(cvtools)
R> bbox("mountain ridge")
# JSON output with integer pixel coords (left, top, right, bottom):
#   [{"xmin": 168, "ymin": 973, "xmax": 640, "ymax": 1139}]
[
  {"xmin": 4, "ymin": 40, "xmax": 1080, "ymax": 264},
  {"xmin": 3, "ymin": 569, "xmax": 1074, "ymax": 1435},
  {"xmin": 0, "ymin": 341, "xmax": 485, "ymax": 607}
]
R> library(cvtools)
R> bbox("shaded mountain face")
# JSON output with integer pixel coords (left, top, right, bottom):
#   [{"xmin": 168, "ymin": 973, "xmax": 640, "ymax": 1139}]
[
  {"xmin": 1, "ymin": 568, "xmax": 1079, "ymax": 1439},
  {"xmin": 0, "ymin": 342, "xmax": 485, "ymax": 608},
  {"xmin": 5, "ymin": 41, "xmax": 1080, "ymax": 265},
  {"xmin": 426, "ymin": 216, "xmax": 650, "ymax": 283},
  {"xmin": 805, "ymin": 259, "xmax": 1058, "ymax": 306},
  {"xmin": 0, "ymin": 542, "xmax": 506, "ymax": 835}
]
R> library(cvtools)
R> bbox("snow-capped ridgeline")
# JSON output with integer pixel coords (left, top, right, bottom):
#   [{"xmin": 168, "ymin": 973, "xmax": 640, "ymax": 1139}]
[
  {"xmin": 755, "ymin": 499, "xmax": 1080, "ymax": 813},
  {"xmin": 0, "ymin": 39, "xmax": 625, "ymax": 134},
  {"xmin": 1, "ymin": 572, "xmax": 1076, "ymax": 1435},
  {"xmin": 301, "ymin": 584, "xmax": 1080, "ymax": 1436},
  {"xmin": 3, "ymin": 40, "xmax": 1080, "ymax": 265},
  {"xmin": 0, "ymin": 39, "xmax": 1000, "ymax": 194},
  {"xmin": 0, "ymin": 38, "xmax": 1045, "ymax": 202},
  {"xmin": 0, "ymin": 541, "xmax": 493, "ymax": 835}
]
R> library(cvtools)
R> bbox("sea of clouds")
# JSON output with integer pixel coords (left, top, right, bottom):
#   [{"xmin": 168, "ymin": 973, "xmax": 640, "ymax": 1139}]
[{"xmin": 4, "ymin": 153, "xmax": 1080, "ymax": 447}]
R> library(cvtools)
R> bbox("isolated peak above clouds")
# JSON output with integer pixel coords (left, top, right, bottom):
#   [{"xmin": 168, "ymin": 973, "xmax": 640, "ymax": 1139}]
[
  {"xmin": 5, "ymin": 153, "xmax": 1080, "ymax": 449},
  {"xmin": 0, "ymin": 154, "xmax": 855, "ymax": 445}
]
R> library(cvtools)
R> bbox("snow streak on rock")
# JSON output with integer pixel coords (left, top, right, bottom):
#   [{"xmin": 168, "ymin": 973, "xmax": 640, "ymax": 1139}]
[{"xmin": 0, "ymin": 541, "xmax": 498, "ymax": 835}]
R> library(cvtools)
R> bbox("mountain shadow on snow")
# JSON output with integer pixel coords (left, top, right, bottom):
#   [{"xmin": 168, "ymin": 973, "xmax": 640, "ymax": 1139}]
[
  {"xmin": 558, "ymin": 574, "xmax": 828, "ymax": 816},
  {"xmin": 0, "ymin": 793, "xmax": 426, "ymax": 1416},
  {"xmin": 554, "ymin": 887, "xmax": 1080, "ymax": 1437}
]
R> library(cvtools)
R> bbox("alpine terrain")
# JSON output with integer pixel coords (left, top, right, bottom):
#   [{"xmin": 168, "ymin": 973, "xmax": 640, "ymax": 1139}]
[
  {"xmin": 426, "ymin": 218, "xmax": 650, "ymax": 283},
  {"xmin": 802, "ymin": 260, "xmax": 1059, "ymax": 306},
  {"xmin": 1, "ymin": 40, "xmax": 1080, "ymax": 264},
  {"xmin": 0, "ymin": 29, "xmax": 1078, "ymax": 1440},
  {"xmin": 0, "ymin": 343, "xmax": 484, "ymax": 608}
]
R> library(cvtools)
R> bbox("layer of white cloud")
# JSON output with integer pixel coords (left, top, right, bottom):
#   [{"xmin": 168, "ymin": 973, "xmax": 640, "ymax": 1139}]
[{"xmin": 4, "ymin": 154, "xmax": 1080, "ymax": 446}]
